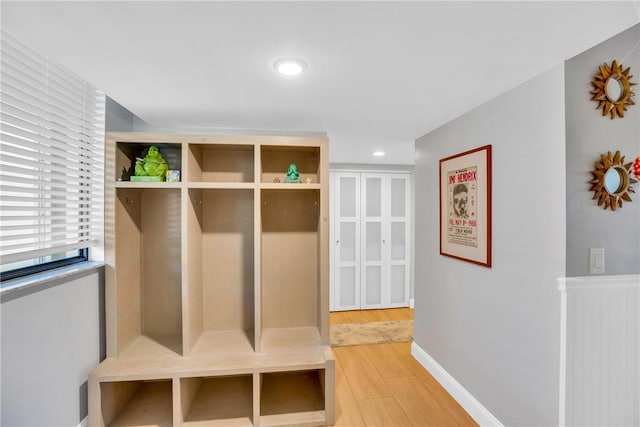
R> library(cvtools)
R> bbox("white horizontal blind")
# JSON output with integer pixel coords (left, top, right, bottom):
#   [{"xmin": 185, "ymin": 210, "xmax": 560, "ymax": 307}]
[{"xmin": 0, "ymin": 31, "xmax": 105, "ymax": 266}]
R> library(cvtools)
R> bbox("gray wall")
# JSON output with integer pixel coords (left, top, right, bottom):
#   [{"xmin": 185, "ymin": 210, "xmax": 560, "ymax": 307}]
[
  {"xmin": 1, "ymin": 272, "xmax": 100, "ymax": 426},
  {"xmin": 565, "ymin": 23, "xmax": 640, "ymax": 277},
  {"xmin": 106, "ymin": 96, "xmax": 143, "ymax": 131},
  {"xmin": 414, "ymin": 65, "xmax": 566, "ymax": 426}
]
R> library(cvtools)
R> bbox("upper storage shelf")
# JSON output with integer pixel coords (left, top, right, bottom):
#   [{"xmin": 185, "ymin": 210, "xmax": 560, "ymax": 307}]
[
  {"xmin": 115, "ymin": 141, "xmax": 182, "ymax": 182},
  {"xmin": 187, "ymin": 143, "xmax": 254, "ymax": 183},
  {"xmin": 261, "ymin": 145, "xmax": 320, "ymax": 185},
  {"xmin": 109, "ymin": 134, "xmax": 326, "ymax": 189}
]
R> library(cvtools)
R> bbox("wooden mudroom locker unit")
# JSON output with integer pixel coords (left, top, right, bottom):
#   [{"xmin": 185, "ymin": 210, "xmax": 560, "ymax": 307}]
[{"xmin": 88, "ymin": 132, "xmax": 334, "ymax": 427}]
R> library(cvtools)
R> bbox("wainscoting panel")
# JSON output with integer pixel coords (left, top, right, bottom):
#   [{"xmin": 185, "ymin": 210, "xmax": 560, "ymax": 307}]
[{"xmin": 558, "ymin": 275, "xmax": 640, "ymax": 427}]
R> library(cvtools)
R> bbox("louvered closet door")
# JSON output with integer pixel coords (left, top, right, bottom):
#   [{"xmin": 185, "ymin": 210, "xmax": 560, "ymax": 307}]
[
  {"xmin": 330, "ymin": 172, "xmax": 361, "ymax": 311},
  {"xmin": 361, "ymin": 173, "xmax": 410, "ymax": 309}
]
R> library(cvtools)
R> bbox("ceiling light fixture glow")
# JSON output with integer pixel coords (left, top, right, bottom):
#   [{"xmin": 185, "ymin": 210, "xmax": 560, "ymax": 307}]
[
  {"xmin": 274, "ymin": 58, "xmax": 307, "ymax": 76},
  {"xmin": 373, "ymin": 151, "xmax": 386, "ymax": 157}
]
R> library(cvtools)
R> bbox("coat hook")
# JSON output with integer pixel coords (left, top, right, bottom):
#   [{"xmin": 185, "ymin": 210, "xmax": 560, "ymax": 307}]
[{"xmin": 126, "ymin": 197, "xmax": 134, "ymax": 205}]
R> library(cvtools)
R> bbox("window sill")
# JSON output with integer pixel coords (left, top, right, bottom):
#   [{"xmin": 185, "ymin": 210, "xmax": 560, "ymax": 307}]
[{"xmin": 0, "ymin": 261, "xmax": 105, "ymax": 298}]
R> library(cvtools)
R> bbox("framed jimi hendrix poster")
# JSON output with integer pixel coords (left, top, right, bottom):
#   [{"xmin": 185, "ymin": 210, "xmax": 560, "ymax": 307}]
[{"xmin": 439, "ymin": 145, "xmax": 492, "ymax": 267}]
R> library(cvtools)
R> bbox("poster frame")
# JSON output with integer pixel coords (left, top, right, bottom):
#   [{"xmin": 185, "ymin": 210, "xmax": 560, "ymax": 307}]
[{"xmin": 439, "ymin": 145, "xmax": 492, "ymax": 267}]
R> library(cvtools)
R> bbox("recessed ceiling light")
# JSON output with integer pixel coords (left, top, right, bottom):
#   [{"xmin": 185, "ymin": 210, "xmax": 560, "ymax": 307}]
[
  {"xmin": 373, "ymin": 151, "xmax": 385, "ymax": 157},
  {"xmin": 274, "ymin": 58, "xmax": 307, "ymax": 76}
]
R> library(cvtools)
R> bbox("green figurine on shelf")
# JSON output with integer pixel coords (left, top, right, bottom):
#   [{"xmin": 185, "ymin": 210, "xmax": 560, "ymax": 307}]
[
  {"xmin": 132, "ymin": 145, "xmax": 168, "ymax": 182},
  {"xmin": 285, "ymin": 163, "xmax": 301, "ymax": 183}
]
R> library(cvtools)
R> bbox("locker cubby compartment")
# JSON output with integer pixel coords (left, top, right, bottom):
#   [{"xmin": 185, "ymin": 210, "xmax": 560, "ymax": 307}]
[
  {"xmin": 115, "ymin": 141, "xmax": 182, "ymax": 182},
  {"xmin": 100, "ymin": 379, "xmax": 173, "ymax": 427},
  {"xmin": 180, "ymin": 375, "xmax": 253, "ymax": 426},
  {"xmin": 261, "ymin": 145, "xmax": 320, "ymax": 184},
  {"xmin": 186, "ymin": 188, "xmax": 255, "ymax": 355},
  {"xmin": 113, "ymin": 188, "xmax": 183, "ymax": 356},
  {"xmin": 260, "ymin": 370, "xmax": 326, "ymax": 425},
  {"xmin": 260, "ymin": 189, "xmax": 321, "ymax": 351},
  {"xmin": 187, "ymin": 143, "xmax": 254, "ymax": 183}
]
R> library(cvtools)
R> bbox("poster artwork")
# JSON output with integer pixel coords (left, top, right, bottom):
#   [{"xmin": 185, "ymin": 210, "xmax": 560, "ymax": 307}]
[{"xmin": 447, "ymin": 166, "xmax": 478, "ymax": 247}]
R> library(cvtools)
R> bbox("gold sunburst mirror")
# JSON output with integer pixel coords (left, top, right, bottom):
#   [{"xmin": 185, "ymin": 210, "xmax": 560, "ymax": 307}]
[
  {"xmin": 590, "ymin": 151, "xmax": 637, "ymax": 211},
  {"xmin": 590, "ymin": 60, "xmax": 636, "ymax": 119}
]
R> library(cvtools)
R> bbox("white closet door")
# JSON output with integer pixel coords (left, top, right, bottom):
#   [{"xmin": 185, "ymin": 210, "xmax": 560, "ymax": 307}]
[
  {"xmin": 387, "ymin": 174, "xmax": 410, "ymax": 307},
  {"xmin": 361, "ymin": 174, "xmax": 385, "ymax": 308},
  {"xmin": 331, "ymin": 171, "xmax": 411, "ymax": 311},
  {"xmin": 330, "ymin": 172, "xmax": 361, "ymax": 311}
]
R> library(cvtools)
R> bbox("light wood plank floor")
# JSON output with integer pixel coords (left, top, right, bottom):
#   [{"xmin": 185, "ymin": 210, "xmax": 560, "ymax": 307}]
[
  {"xmin": 330, "ymin": 309, "xmax": 477, "ymax": 426},
  {"xmin": 330, "ymin": 307, "xmax": 414, "ymax": 325}
]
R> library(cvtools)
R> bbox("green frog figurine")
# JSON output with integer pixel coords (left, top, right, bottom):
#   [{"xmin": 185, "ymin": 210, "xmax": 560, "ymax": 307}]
[
  {"xmin": 132, "ymin": 145, "xmax": 168, "ymax": 181},
  {"xmin": 285, "ymin": 163, "xmax": 301, "ymax": 183}
]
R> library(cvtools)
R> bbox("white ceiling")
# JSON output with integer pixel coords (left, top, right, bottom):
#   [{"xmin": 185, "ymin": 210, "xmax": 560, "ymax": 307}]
[{"xmin": 2, "ymin": 1, "xmax": 639, "ymax": 164}]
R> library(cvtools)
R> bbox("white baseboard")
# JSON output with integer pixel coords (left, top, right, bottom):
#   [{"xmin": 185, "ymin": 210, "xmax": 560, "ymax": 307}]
[
  {"xmin": 409, "ymin": 298, "xmax": 415, "ymax": 308},
  {"xmin": 411, "ymin": 342, "xmax": 503, "ymax": 427},
  {"xmin": 77, "ymin": 416, "xmax": 88, "ymax": 427}
]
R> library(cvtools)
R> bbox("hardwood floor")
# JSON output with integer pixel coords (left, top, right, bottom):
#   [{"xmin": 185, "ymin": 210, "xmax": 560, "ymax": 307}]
[
  {"xmin": 330, "ymin": 309, "xmax": 477, "ymax": 426},
  {"xmin": 330, "ymin": 307, "xmax": 414, "ymax": 325}
]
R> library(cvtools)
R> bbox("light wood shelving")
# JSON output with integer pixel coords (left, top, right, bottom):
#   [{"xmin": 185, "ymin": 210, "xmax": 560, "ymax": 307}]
[{"xmin": 90, "ymin": 132, "xmax": 334, "ymax": 427}]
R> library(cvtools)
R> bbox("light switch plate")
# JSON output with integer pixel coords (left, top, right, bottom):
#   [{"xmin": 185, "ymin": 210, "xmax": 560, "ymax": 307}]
[{"xmin": 589, "ymin": 248, "xmax": 605, "ymax": 274}]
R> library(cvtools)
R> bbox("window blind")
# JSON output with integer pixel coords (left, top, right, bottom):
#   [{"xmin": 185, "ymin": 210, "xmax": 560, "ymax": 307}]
[{"xmin": 0, "ymin": 31, "xmax": 105, "ymax": 266}]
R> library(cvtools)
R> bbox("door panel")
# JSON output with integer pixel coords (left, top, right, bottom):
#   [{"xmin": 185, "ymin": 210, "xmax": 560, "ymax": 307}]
[
  {"xmin": 330, "ymin": 173, "xmax": 361, "ymax": 311},
  {"xmin": 361, "ymin": 175, "xmax": 384, "ymax": 308},
  {"xmin": 365, "ymin": 176, "xmax": 382, "ymax": 217},
  {"xmin": 340, "ymin": 222, "xmax": 356, "ymax": 262},
  {"xmin": 340, "ymin": 175, "xmax": 357, "ymax": 217},
  {"xmin": 385, "ymin": 174, "xmax": 410, "ymax": 308},
  {"xmin": 391, "ymin": 177, "xmax": 406, "ymax": 217},
  {"xmin": 365, "ymin": 266, "xmax": 382, "ymax": 306},
  {"xmin": 339, "ymin": 266, "xmax": 357, "ymax": 307},
  {"xmin": 365, "ymin": 222, "xmax": 382, "ymax": 261},
  {"xmin": 390, "ymin": 221, "xmax": 405, "ymax": 260},
  {"xmin": 390, "ymin": 265, "xmax": 406, "ymax": 304}
]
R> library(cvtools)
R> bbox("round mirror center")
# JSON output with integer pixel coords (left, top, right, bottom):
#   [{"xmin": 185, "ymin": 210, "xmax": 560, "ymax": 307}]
[
  {"xmin": 604, "ymin": 167, "xmax": 624, "ymax": 194},
  {"xmin": 605, "ymin": 76, "xmax": 624, "ymax": 102}
]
